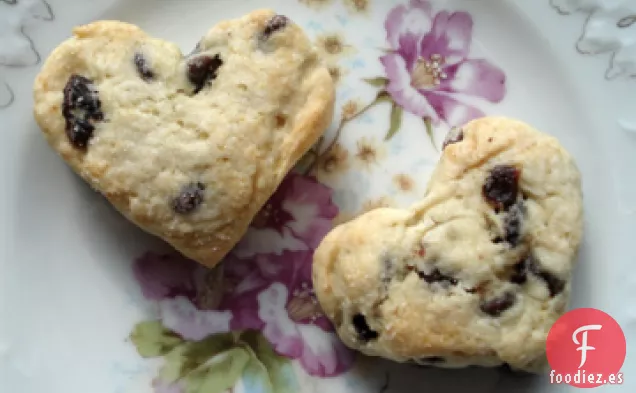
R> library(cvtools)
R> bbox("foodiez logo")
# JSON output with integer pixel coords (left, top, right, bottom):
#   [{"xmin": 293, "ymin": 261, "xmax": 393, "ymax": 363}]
[{"xmin": 546, "ymin": 308, "xmax": 626, "ymax": 388}]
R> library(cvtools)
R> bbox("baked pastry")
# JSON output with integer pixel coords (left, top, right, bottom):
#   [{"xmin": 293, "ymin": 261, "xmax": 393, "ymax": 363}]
[
  {"xmin": 312, "ymin": 117, "xmax": 583, "ymax": 373},
  {"xmin": 33, "ymin": 10, "xmax": 334, "ymax": 268}
]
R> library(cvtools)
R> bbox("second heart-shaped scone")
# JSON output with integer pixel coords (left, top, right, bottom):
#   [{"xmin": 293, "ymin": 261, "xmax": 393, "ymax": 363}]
[
  {"xmin": 312, "ymin": 117, "xmax": 584, "ymax": 373},
  {"xmin": 33, "ymin": 10, "xmax": 334, "ymax": 268}
]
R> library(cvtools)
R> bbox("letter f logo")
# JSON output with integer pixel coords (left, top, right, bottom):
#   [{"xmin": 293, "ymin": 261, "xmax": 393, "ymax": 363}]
[{"xmin": 572, "ymin": 324, "xmax": 602, "ymax": 368}]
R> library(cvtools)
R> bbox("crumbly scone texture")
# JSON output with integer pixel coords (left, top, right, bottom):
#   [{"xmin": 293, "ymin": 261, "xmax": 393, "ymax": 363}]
[
  {"xmin": 33, "ymin": 11, "xmax": 334, "ymax": 268},
  {"xmin": 312, "ymin": 117, "xmax": 583, "ymax": 373}
]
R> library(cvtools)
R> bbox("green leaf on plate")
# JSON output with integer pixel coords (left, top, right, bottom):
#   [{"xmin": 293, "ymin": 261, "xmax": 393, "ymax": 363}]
[
  {"xmin": 129, "ymin": 320, "xmax": 183, "ymax": 358},
  {"xmin": 242, "ymin": 331, "xmax": 299, "ymax": 393},
  {"xmin": 160, "ymin": 332, "xmax": 236, "ymax": 383},
  {"xmin": 294, "ymin": 148, "xmax": 318, "ymax": 175},
  {"xmin": 385, "ymin": 102, "xmax": 404, "ymax": 141},
  {"xmin": 183, "ymin": 347, "xmax": 251, "ymax": 393},
  {"xmin": 240, "ymin": 346, "xmax": 274, "ymax": 393},
  {"xmin": 423, "ymin": 117, "xmax": 438, "ymax": 151},
  {"xmin": 363, "ymin": 77, "xmax": 389, "ymax": 88}
]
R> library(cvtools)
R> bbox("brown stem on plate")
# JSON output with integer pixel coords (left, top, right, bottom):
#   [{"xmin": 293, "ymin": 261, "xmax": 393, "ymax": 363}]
[{"xmin": 305, "ymin": 91, "xmax": 390, "ymax": 175}]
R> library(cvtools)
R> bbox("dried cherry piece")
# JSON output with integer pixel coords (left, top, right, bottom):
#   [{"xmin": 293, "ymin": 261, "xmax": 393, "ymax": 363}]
[
  {"xmin": 418, "ymin": 268, "xmax": 458, "ymax": 286},
  {"xmin": 532, "ymin": 268, "xmax": 565, "ymax": 297},
  {"xmin": 483, "ymin": 165, "xmax": 521, "ymax": 211},
  {"xmin": 510, "ymin": 256, "xmax": 531, "ymax": 285},
  {"xmin": 352, "ymin": 314, "xmax": 378, "ymax": 342},
  {"xmin": 187, "ymin": 54, "xmax": 223, "ymax": 94},
  {"xmin": 480, "ymin": 292, "xmax": 516, "ymax": 317},
  {"xmin": 262, "ymin": 15, "xmax": 289, "ymax": 39},
  {"xmin": 64, "ymin": 75, "xmax": 101, "ymax": 113},
  {"xmin": 62, "ymin": 75, "xmax": 104, "ymax": 148},
  {"xmin": 518, "ymin": 255, "xmax": 566, "ymax": 297},
  {"xmin": 172, "ymin": 182, "xmax": 206, "ymax": 214},
  {"xmin": 134, "ymin": 52, "xmax": 154, "ymax": 81},
  {"xmin": 66, "ymin": 118, "xmax": 95, "ymax": 148}
]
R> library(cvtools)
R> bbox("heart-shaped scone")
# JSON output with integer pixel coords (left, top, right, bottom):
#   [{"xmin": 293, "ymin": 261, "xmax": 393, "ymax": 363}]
[
  {"xmin": 312, "ymin": 117, "xmax": 584, "ymax": 373},
  {"xmin": 33, "ymin": 10, "xmax": 334, "ymax": 268}
]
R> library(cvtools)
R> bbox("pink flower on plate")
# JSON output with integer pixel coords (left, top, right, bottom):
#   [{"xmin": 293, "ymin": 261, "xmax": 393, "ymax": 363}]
[
  {"xmin": 133, "ymin": 172, "xmax": 353, "ymax": 377},
  {"xmin": 133, "ymin": 250, "xmax": 355, "ymax": 377},
  {"xmin": 134, "ymin": 251, "xmax": 273, "ymax": 339},
  {"xmin": 233, "ymin": 173, "xmax": 338, "ymax": 258},
  {"xmin": 246, "ymin": 250, "xmax": 356, "ymax": 377},
  {"xmin": 381, "ymin": 0, "xmax": 506, "ymax": 126},
  {"xmin": 133, "ymin": 252, "xmax": 233, "ymax": 341}
]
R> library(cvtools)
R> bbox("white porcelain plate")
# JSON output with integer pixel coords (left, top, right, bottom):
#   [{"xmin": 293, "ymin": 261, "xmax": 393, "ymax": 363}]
[{"xmin": 1, "ymin": 0, "xmax": 635, "ymax": 392}]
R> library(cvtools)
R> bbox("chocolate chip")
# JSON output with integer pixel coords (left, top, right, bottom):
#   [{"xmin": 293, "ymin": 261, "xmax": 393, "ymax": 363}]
[
  {"xmin": 172, "ymin": 182, "xmax": 205, "ymax": 214},
  {"xmin": 352, "ymin": 314, "xmax": 378, "ymax": 342},
  {"xmin": 262, "ymin": 15, "xmax": 289, "ymax": 39},
  {"xmin": 418, "ymin": 268, "xmax": 458, "ymax": 286},
  {"xmin": 187, "ymin": 54, "xmax": 223, "ymax": 94},
  {"xmin": 483, "ymin": 165, "xmax": 521, "ymax": 211},
  {"xmin": 442, "ymin": 128, "xmax": 464, "ymax": 149},
  {"xmin": 480, "ymin": 292, "xmax": 516, "ymax": 316},
  {"xmin": 62, "ymin": 75, "xmax": 103, "ymax": 148},
  {"xmin": 419, "ymin": 356, "xmax": 445, "ymax": 364},
  {"xmin": 134, "ymin": 52, "xmax": 154, "ymax": 81},
  {"xmin": 503, "ymin": 202, "xmax": 524, "ymax": 246}
]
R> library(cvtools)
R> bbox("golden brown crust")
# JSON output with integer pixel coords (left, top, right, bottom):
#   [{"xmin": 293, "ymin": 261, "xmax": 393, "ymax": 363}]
[
  {"xmin": 313, "ymin": 117, "xmax": 583, "ymax": 373},
  {"xmin": 33, "ymin": 13, "xmax": 334, "ymax": 268}
]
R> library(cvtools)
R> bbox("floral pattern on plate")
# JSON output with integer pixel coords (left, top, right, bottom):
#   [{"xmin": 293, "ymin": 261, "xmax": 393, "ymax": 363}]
[
  {"xmin": 302, "ymin": 0, "xmax": 507, "ymax": 179},
  {"xmin": 130, "ymin": 174, "xmax": 354, "ymax": 393},
  {"xmin": 0, "ymin": 0, "xmax": 54, "ymax": 108},
  {"xmin": 551, "ymin": 0, "xmax": 636, "ymax": 79},
  {"xmin": 129, "ymin": 1, "xmax": 508, "ymax": 392},
  {"xmin": 378, "ymin": 0, "xmax": 506, "ymax": 129}
]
